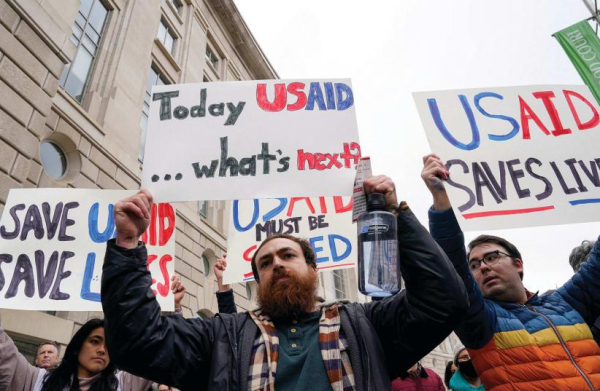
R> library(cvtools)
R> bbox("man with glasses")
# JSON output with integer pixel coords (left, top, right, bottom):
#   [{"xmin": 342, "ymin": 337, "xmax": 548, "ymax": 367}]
[{"xmin": 421, "ymin": 153, "xmax": 600, "ymax": 390}]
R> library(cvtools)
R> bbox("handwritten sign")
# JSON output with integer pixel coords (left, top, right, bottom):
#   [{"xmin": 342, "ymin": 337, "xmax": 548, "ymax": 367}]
[
  {"xmin": 414, "ymin": 85, "xmax": 600, "ymax": 231},
  {"xmin": 141, "ymin": 79, "xmax": 361, "ymax": 202},
  {"xmin": 224, "ymin": 196, "xmax": 356, "ymax": 284},
  {"xmin": 0, "ymin": 189, "xmax": 175, "ymax": 311}
]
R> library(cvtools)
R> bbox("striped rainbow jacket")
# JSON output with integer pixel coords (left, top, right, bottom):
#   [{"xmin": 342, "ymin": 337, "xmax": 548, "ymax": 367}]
[{"xmin": 429, "ymin": 208, "xmax": 600, "ymax": 391}]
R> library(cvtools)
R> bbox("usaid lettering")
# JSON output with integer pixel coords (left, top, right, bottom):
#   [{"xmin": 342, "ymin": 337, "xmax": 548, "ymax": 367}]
[
  {"xmin": 414, "ymin": 85, "xmax": 600, "ymax": 230},
  {"xmin": 224, "ymin": 196, "xmax": 356, "ymax": 284},
  {"xmin": 141, "ymin": 79, "xmax": 360, "ymax": 202},
  {"xmin": 0, "ymin": 189, "xmax": 175, "ymax": 311}
]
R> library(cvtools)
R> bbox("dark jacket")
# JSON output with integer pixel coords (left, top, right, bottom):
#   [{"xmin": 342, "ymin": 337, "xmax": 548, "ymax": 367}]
[
  {"xmin": 216, "ymin": 289, "xmax": 237, "ymax": 314},
  {"xmin": 101, "ymin": 208, "xmax": 468, "ymax": 391},
  {"xmin": 429, "ymin": 207, "xmax": 600, "ymax": 390}
]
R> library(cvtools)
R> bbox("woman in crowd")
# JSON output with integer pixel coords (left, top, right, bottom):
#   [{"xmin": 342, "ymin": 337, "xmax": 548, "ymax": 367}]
[
  {"xmin": 1, "ymin": 275, "xmax": 185, "ymax": 391},
  {"xmin": 444, "ymin": 360, "xmax": 457, "ymax": 390},
  {"xmin": 448, "ymin": 346, "xmax": 485, "ymax": 391},
  {"xmin": 1, "ymin": 317, "xmax": 153, "ymax": 391}
]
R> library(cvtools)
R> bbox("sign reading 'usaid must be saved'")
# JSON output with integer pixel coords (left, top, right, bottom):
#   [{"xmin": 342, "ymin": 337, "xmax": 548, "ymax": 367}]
[{"xmin": 141, "ymin": 79, "xmax": 361, "ymax": 202}]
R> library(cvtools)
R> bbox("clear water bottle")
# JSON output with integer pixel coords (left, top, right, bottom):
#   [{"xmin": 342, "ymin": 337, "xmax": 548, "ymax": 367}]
[{"xmin": 357, "ymin": 193, "xmax": 401, "ymax": 297}]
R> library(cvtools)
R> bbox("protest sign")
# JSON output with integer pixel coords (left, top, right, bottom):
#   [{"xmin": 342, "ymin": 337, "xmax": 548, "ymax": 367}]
[
  {"xmin": 141, "ymin": 79, "xmax": 361, "ymax": 202},
  {"xmin": 224, "ymin": 196, "xmax": 356, "ymax": 284},
  {"xmin": 414, "ymin": 85, "xmax": 600, "ymax": 231},
  {"xmin": 0, "ymin": 189, "xmax": 175, "ymax": 311}
]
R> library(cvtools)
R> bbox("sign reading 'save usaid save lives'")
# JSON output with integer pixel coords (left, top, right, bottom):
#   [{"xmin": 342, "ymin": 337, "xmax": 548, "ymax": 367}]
[
  {"xmin": 224, "ymin": 196, "xmax": 356, "ymax": 284},
  {"xmin": 0, "ymin": 189, "xmax": 175, "ymax": 311},
  {"xmin": 141, "ymin": 80, "xmax": 361, "ymax": 202},
  {"xmin": 414, "ymin": 85, "xmax": 600, "ymax": 231}
]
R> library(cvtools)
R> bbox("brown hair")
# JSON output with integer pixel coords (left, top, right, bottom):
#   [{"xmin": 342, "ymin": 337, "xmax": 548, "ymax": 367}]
[
  {"xmin": 468, "ymin": 235, "xmax": 523, "ymax": 280},
  {"xmin": 251, "ymin": 234, "xmax": 316, "ymax": 282}
]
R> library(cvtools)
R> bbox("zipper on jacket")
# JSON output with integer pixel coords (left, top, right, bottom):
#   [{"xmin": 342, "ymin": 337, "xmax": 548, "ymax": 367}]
[{"xmin": 525, "ymin": 306, "xmax": 595, "ymax": 390}]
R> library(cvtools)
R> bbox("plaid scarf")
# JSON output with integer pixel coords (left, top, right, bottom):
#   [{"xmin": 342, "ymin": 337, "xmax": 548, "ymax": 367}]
[{"xmin": 247, "ymin": 303, "xmax": 356, "ymax": 391}]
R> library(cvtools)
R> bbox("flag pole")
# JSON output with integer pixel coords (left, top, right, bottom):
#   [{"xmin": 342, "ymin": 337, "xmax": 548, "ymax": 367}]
[{"xmin": 581, "ymin": 0, "xmax": 600, "ymax": 24}]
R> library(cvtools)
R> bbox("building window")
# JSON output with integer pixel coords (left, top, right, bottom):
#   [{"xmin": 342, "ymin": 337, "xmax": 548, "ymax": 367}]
[
  {"xmin": 139, "ymin": 66, "xmax": 169, "ymax": 162},
  {"xmin": 333, "ymin": 270, "xmax": 346, "ymax": 299},
  {"xmin": 202, "ymin": 254, "xmax": 210, "ymax": 276},
  {"xmin": 157, "ymin": 19, "xmax": 176, "ymax": 55},
  {"xmin": 9, "ymin": 334, "xmax": 38, "ymax": 365},
  {"xmin": 59, "ymin": 0, "xmax": 108, "ymax": 103},
  {"xmin": 168, "ymin": 0, "xmax": 183, "ymax": 14},
  {"xmin": 198, "ymin": 201, "xmax": 208, "ymax": 217},
  {"xmin": 40, "ymin": 141, "xmax": 68, "ymax": 179},
  {"xmin": 246, "ymin": 283, "xmax": 254, "ymax": 300},
  {"xmin": 205, "ymin": 45, "xmax": 219, "ymax": 69}
]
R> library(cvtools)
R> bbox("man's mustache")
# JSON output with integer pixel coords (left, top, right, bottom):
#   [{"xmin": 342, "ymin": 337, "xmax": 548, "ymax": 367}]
[{"xmin": 270, "ymin": 267, "xmax": 293, "ymax": 286}]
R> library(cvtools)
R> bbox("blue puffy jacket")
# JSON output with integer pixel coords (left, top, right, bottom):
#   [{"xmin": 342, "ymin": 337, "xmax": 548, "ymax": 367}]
[{"xmin": 429, "ymin": 208, "xmax": 600, "ymax": 391}]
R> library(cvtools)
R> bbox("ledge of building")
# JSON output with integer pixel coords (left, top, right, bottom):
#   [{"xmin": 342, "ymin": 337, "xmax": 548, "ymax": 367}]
[
  {"xmin": 0, "ymin": 309, "xmax": 75, "ymax": 345},
  {"xmin": 206, "ymin": 0, "xmax": 278, "ymax": 80}
]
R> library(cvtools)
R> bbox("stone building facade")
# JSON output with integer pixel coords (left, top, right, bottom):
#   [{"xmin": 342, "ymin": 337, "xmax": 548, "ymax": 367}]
[
  {"xmin": 0, "ymin": 0, "xmax": 366, "ymax": 364},
  {"xmin": 0, "ymin": 0, "xmax": 458, "ymax": 381}
]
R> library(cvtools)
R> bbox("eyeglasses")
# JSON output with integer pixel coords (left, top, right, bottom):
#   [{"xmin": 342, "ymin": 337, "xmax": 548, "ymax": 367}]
[{"xmin": 468, "ymin": 250, "xmax": 512, "ymax": 273}]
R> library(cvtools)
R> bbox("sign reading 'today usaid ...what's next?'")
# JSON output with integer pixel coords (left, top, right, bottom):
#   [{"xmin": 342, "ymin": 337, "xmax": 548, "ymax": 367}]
[{"xmin": 141, "ymin": 79, "xmax": 361, "ymax": 202}]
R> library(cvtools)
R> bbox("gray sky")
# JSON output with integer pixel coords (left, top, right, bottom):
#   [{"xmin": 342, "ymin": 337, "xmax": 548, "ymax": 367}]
[{"xmin": 236, "ymin": 0, "xmax": 600, "ymax": 292}]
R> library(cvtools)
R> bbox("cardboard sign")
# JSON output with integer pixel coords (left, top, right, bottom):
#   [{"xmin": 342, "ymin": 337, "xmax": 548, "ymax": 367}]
[
  {"xmin": 0, "ymin": 189, "xmax": 175, "ymax": 311},
  {"xmin": 224, "ymin": 196, "xmax": 356, "ymax": 284},
  {"xmin": 414, "ymin": 85, "xmax": 600, "ymax": 231},
  {"xmin": 141, "ymin": 79, "xmax": 361, "ymax": 202}
]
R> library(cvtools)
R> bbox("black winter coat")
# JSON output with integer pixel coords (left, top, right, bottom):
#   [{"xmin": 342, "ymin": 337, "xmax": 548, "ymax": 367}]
[{"xmin": 101, "ymin": 208, "xmax": 468, "ymax": 390}]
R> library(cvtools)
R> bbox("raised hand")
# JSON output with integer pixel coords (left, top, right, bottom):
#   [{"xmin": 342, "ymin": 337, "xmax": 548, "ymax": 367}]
[
  {"xmin": 421, "ymin": 153, "xmax": 451, "ymax": 211},
  {"xmin": 363, "ymin": 175, "xmax": 398, "ymax": 211},
  {"xmin": 171, "ymin": 274, "xmax": 186, "ymax": 310},
  {"xmin": 114, "ymin": 189, "xmax": 153, "ymax": 249},
  {"xmin": 214, "ymin": 254, "xmax": 231, "ymax": 292}
]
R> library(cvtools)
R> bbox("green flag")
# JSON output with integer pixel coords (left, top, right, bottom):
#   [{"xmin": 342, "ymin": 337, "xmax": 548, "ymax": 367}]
[{"xmin": 555, "ymin": 20, "xmax": 600, "ymax": 105}]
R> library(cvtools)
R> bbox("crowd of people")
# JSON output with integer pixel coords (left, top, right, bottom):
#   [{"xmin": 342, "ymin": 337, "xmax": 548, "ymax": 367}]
[{"xmin": 1, "ymin": 154, "xmax": 599, "ymax": 390}]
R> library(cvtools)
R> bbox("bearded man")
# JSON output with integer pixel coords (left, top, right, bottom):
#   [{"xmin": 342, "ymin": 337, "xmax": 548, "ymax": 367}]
[{"xmin": 101, "ymin": 176, "xmax": 468, "ymax": 390}]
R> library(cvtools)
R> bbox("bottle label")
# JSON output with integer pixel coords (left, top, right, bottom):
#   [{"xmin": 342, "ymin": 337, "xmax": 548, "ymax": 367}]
[{"xmin": 366, "ymin": 224, "xmax": 389, "ymax": 234}]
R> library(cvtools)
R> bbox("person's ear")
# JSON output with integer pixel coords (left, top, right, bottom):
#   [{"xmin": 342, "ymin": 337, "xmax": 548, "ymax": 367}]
[{"xmin": 513, "ymin": 258, "xmax": 523, "ymax": 274}]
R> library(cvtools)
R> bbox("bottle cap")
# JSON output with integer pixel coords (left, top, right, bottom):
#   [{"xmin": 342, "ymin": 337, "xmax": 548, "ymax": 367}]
[{"xmin": 366, "ymin": 193, "xmax": 386, "ymax": 212}]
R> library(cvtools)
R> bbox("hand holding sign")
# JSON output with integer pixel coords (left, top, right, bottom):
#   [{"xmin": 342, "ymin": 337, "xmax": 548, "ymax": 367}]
[
  {"xmin": 114, "ymin": 190, "xmax": 154, "ymax": 249},
  {"xmin": 421, "ymin": 154, "xmax": 452, "ymax": 211}
]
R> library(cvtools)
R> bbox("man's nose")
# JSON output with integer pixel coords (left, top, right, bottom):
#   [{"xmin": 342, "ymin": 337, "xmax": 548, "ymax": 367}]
[
  {"xmin": 480, "ymin": 261, "xmax": 491, "ymax": 273},
  {"xmin": 272, "ymin": 256, "xmax": 285, "ymax": 267}
]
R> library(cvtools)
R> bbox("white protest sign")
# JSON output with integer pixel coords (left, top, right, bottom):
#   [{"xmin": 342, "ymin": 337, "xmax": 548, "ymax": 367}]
[
  {"xmin": 0, "ymin": 189, "xmax": 175, "ymax": 311},
  {"xmin": 414, "ymin": 85, "xmax": 600, "ymax": 231},
  {"xmin": 224, "ymin": 196, "xmax": 356, "ymax": 284},
  {"xmin": 141, "ymin": 79, "xmax": 361, "ymax": 202}
]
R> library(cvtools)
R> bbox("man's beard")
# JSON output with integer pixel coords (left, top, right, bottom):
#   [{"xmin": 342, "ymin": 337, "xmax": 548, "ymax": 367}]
[{"xmin": 257, "ymin": 266, "xmax": 318, "ymax": 319}]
